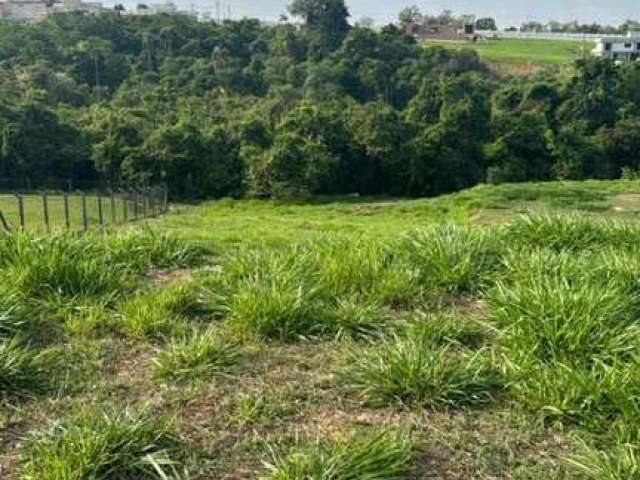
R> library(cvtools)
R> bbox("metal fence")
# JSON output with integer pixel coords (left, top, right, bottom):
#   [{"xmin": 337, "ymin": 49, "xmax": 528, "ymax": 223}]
[
  {"xmin": 476, "ymin": 30, "xmax": 608, "ymax": 42},
  {"xmin": 0, "ymin": 183, "xmax": 169, "ymax": 232}
]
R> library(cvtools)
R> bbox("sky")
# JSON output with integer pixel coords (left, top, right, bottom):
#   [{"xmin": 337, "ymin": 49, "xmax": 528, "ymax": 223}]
[{"xmin": 152, "ymin": 0, "xmax": 639, "ymax": 28}]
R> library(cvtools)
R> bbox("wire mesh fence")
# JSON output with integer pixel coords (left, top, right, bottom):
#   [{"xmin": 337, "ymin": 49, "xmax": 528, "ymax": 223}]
[{"xmin": 0, "ymin": 183, "xmax": 169, "ymax": 232}]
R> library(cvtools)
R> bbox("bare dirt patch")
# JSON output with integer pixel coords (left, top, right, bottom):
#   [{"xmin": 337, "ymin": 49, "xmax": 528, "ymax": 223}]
[
  {"xmin": 149, "ymin": 268, "xmax": 194, "ymax": 286},
  {"xmin": 470, "ymin": 209, "xmax": 513, "ymax": 225},
  {"xmin": 611, "ymin": 193, "xmax": 640, "ymax": 212}
]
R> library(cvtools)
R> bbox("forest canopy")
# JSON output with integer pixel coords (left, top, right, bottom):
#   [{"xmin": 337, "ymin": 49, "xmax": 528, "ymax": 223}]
[{"xmin": 1, "ymin": 1, "xmax": 640, "ymax": 198}]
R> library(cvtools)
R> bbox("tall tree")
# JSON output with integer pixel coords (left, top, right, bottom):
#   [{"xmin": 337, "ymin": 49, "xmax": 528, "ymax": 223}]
[{"xmin": 288, "ymin": 0, "xmax": 350, "ymax": 56}]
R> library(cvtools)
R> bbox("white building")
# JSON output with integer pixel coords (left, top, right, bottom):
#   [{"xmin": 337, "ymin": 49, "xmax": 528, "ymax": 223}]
[
  {"xmin": 133, "ymin": 1, "xmax": 178, "ymax": 16},
  {"xmin": 0, "ymin": 0, "xmax": 106, "ymax": 21},
  {"xmin": 593, "ymin": 31, "xmax": 640, "ymax": 62},
  {"xmin": 0, "ymin": 0, "xmax": 49, "ymax": 21}
]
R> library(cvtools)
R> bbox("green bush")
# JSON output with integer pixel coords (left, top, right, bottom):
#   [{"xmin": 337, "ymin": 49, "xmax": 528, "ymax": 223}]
[
  {"xmin": 343, "ymin": 336, "xmax": 501, "ymax": 408},
  {"xmin": 153, "ymin": 328, "xmax": 242, "ymax": 382},
  {"xmin": 20, "ymin": 408, "xmax": 180, "ymax": 480},
  {"xmin": 262, "ymin": 430, "xmax": 414, "ymax": 480}
]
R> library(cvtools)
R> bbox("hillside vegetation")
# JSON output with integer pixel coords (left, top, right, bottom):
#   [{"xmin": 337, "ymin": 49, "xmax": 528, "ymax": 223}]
[
  {"xmin": 2, "ymin": 6, "xmax": 640, "ymax": 201},
  {"xmin": 2, "ymin": 180, "xmax": 640, "ymax": 479}
]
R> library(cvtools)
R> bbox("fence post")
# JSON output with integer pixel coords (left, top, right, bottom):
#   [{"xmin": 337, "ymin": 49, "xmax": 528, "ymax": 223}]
[
  {"xmin": 150, "ymin": 187, "xmax": 156, "ymax": 217},
  {"xmin": 0, "ymin": 210, "xmax": 10, "ymax": 232},
  {"xmin": 42, "ymin": 192, "xmax": 50, "ymax": 232},
  {"xmin": 120, "ymin": 190, "xmax": 127, "ymax": 222},
  {"xmin": 97, "ymin": 194, "xmax": 104, "ymax": 226},
  {"xmin": 15, "ymin": 195, "xmax": 24, "ymax": 229},
  {"xmin": 63, "ymin": 193, "xmax": 70, "ymax": 230},
  {"xmin": 110, "ymin": 190, "xmax": 116, "ymax": 224},
  {"xmin": 133, "ymin": 190, "xmax": 139, "ymax": 220},
  {"xmin": 163, "ymin": 184, "xmax": 168, "ymax": 213},
  {"xmin": 142, "ymin": 188, "xmax": 147, "ymax": 218},
  {"xmin": 81, "ymin": 192, "xmax": 88, "ymax": 231}
]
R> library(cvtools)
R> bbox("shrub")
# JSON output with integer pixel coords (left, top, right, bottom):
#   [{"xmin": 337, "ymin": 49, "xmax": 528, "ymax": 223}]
[
  {"xmin": 0, "ymin": 337, "xmax": 46, "ymax": 397},
  {"xmin": 153, "ymin": 328, "xmax": 242, "ymax": 382},
  {"xmin": 20, "ymin": 408, "xmax": 180, "ymax": 480},
  {"xmin": 343, "ymin": 337, "xmax": 501, "ymax": 408},
  {"xmin": 261, "ymin": 430, "xmax": 414, "ymax": 480},
  {"xmin": 398, "ymin": 224, "xmax": 501, "ymax": 293}
]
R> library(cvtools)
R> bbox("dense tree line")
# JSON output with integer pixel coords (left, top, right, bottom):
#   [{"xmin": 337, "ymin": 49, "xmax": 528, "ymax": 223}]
[{"xmin": 1, "ymin": 1, "xmax": 640, "ymax": 199}]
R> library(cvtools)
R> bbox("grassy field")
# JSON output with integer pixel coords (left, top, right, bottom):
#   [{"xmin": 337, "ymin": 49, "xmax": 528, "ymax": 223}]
[
  {"xmin": 3, "ymin": 180, "xmax": 640, "ymax": 479},
  {"xmin": 425, "ymin": 38, "xmax": 592, "ymax": 65}
]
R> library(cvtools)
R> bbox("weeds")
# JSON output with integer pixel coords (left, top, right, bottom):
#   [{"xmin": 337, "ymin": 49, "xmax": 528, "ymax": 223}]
[
  {"xmin": 488, "ymin": 274, "xmax": 640, "ymax": 367},
  {"xmin": 261, "ymin": 430, "xmax": 414, "ymax": 480},
  {"xmin": 569, "ymin": 444, "xmax": 640, "ymax": 480},
  {"xmin": 20, "ymin": 407, "xmax": 180, "ymax": 480},
  {"xmin": 0, "ymin": 337, "xmax": 46, "ymax": 397},
  {"xmin": 343, "ymin": 336, "xmax": 501, "ymax": 408},
  {"xmin": 118, "ymin": 284, "xmax": 202, "ymax": 339},
  {"xmin": 502, "ymin": 213, "xmax": 640, "ymax": 252},
  {"xmin": 153, "ymin": 328, "xmax": 242, "ymax": 382},
  {"xmin": 399, "ymin": 224, "xmax": 501, "ymax": 293},
  {"xmin": 403, "ymin": 311, "xmax": 487, "ymax": 349}
]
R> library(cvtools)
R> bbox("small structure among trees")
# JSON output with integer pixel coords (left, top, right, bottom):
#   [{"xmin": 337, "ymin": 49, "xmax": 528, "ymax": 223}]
[{"xmin": 399, "ymin": 7, "xmax": 477, "ymax": 42}]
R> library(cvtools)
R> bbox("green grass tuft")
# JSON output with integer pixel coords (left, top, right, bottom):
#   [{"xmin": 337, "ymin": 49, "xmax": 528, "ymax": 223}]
[
  {"xmin": 153, "ymin": 328, "xmax": 242, "ymax": 382},
  {"xmin": 343, "ymin": 336, "xmax": 501, "ymax": 408},
  {"xmin": 261, "ymin": 430, "xmax": 415, "ymax": 480},
  {"xmin": 569, "ymin": 443, "xmax": 640, "ymax": 480},
  {"xmin": 118, "ymin": 284, "xmax": 202, "ymax": 339},
  {"xmin": 399, "ymin": 224, "xmax": 501, "ymax": 294},
  {"xmin": 488, "ymin": 271, "xmax": 640, "ymax": 367},
  {"xmin": 502, "ymin": 213, "xmax": 640, "ymax": 253},
  {"xmin": 0, "ymin": 337, "xmax": 46, "ymax": 397},
  {"xmin": 20, "ymin": 407, "xmax": 180, "ymax": 480}
]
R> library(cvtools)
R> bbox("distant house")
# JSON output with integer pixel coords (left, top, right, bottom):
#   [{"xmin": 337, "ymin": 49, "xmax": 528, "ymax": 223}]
[
  {"xmin": 593, "ymin": 32, "xmax": 640, "ymax": 62},
  {"xmin": 0, "ymin": 0, "xmax": 105, "ymax": 21},
  {"xmin": 404, "ymin": 15, "xmax": 477, "ymax": 42},
  {"xmin": 134, "ymin": 1, "xmax": 176, "ymax": 15}
]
